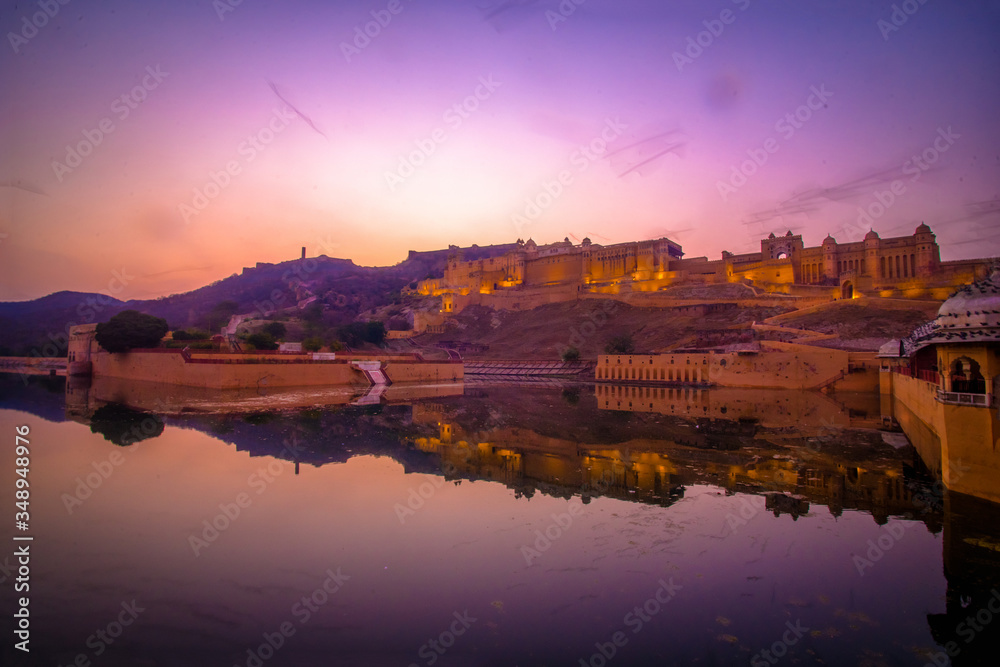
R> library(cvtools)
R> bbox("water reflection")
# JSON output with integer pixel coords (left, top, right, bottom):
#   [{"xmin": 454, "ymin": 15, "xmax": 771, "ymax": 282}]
[{"xmin": 0, "ymin": 375, "xmax": 997, "ymax": 665}]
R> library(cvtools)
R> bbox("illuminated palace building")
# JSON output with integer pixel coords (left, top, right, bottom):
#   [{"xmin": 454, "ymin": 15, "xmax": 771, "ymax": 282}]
[{"xmin": 417, "ymin": 224, "xmax": 993, "ymax": 313}]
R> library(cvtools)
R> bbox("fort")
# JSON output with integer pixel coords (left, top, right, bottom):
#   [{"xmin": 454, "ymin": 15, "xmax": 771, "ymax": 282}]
[
  {"xmin": 417, "ymin": 224, "xmax": 994, "ymax": 314},
  {"xmin": 64, "ymin": 323, "xmax": 463, "ymax": 390}
]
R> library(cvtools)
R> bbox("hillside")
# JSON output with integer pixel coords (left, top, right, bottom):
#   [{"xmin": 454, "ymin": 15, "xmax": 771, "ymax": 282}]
[
  {"xmin": 415, "ymin": 300, "xmax": 794, "ymax": 360},
  {"xmin": 0, "ymin": 243, "xmax": 514, "ymax": 355}
]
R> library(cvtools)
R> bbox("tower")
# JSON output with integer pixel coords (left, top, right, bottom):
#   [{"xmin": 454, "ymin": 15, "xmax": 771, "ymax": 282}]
[{"xmin": 914, "ymin": 223, "xmax": 939, "ymax": 277}]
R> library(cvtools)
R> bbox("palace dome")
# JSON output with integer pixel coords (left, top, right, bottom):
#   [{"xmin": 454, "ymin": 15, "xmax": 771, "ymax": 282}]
[
  {"xmin": 908, "ymin": 271, "xmax": 1000, "ymax": 350},
  {"xmin": 915, "ymin": 223, "xmax": 932, "ymax": 234},
  {"xmin": 864, "ymin": 229, "xmax": 880, "ymax": 241},
  {"xmin": 822, "ymin": 234, "xmax": 836, "ymax": 245}
]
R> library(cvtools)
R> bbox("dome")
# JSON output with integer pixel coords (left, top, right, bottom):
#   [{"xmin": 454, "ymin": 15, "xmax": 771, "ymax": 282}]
[
  {"xmin": 582, "ymin": 237, "xmax": 592, "ymax": 246},
  {"xmin": 915, "ymin": 223, "xmax": 932, "ymax": 235},
  {"xmin": 864, "ymin": 229, "xmax": 880, "ymax": 241},
  {"xmin": 768, "ymin": 232, "xmax": 776, "ymax": 239},
  {"xmin": 822, "ymin": 234, "xmax": 836, "ymax": 245},
  {"xmin": 909, "ymin": 271, "xmax": 1000, "ymax": 349}
]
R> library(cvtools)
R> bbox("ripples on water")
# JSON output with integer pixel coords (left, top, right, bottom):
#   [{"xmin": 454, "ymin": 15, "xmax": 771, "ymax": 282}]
[{"xmin": 1, "ymin": 375, "xmax": 998, "ymax": 666}]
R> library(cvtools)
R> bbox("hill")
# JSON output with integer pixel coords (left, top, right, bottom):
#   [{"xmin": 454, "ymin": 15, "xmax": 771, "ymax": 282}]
[
  {"xmin": 0, "ymin": 243, "xmax": 514, "ymax": 356},
  {"xmin": 414, "ymin": 300, "xmax": 793, "ymax": 359}
]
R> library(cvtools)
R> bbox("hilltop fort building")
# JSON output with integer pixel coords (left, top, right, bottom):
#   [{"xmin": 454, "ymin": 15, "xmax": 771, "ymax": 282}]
[{"xmin": 417, "ymin": 224, "xmax": 993, "ymax": 314}]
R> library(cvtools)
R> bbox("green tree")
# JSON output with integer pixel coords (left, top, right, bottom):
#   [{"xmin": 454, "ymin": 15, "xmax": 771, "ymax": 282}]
[
  {"xmin": 303, "ymin": 302, "xmax": 324, "ymax": 323},
  {"xmin": 336, "ymin": 321, "xmax": 386, "ymax": 347},
  {"xmin": 561, "ymin": 346, "xmax": 581, "ymax": 362},
  {"xmin": 605, "ymin": 334, "xmax": 635, "ymax": 355},
  {"xmin": 95, "ymin": 310, "xmax": 169, "ymax": 353},
  {"xmin": 302, "ymin": 337, "xmax": 323, "ymax": 352},
  {"xmin": 246, "ymin": 332, "xmax": 279, "ymax": 350},
  {"xmin": 262, "ymin": 321, "xmax": 287, "ymax": 340},
  {"xmin": 171, "ymin": 328, "xmax": 210, "ymax": 341}
]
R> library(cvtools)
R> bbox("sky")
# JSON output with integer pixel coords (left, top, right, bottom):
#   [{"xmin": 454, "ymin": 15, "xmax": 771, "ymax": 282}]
[{"xmin": 1, "ymin": 0, "xmax": 999, "ymax": 301}]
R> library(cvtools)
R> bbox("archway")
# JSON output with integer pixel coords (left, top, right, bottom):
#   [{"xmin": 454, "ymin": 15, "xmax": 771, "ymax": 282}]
[
  {"xmin": 950, "ymin": 357, "xmax": 985, "ymax": 394},
  {"xmin": 841, "ymin": 281, "xmax": 854, "ymax": 299}
]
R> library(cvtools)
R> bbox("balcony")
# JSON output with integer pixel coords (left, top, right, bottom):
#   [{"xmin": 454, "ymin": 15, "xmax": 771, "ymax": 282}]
[{"xmin": 936, "ymin": 391, "xmax": 992, "ymax": 408}]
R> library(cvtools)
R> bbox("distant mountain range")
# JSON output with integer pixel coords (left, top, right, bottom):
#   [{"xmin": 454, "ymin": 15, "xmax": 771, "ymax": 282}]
[{"xmin": 0, "ymin": 243, "xmax": 514, "ymax": 356}]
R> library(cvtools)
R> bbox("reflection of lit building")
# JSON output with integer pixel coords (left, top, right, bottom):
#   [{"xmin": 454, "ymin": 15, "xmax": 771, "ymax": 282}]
[
  {"xmin": 881, "ymin": 271, "xmax": 1000, "ymax": 503},
  {"xmin": 407, "ymin": 401, "xmax": 933, "ymax": 524},
  {"xmin": 593, "ymin": 384, "xmax": 882, "ymax": 432}
]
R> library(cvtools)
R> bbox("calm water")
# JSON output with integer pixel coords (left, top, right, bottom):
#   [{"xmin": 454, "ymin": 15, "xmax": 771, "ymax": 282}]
[{"xmin": 1, "ymin": 376, "xmax": 998, "ymax": 667}]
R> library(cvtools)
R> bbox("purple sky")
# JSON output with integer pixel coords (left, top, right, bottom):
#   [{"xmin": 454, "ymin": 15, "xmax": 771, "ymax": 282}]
[{"xmin": 1, "ymin": 0, "xmax": 998, "ymax": 300}]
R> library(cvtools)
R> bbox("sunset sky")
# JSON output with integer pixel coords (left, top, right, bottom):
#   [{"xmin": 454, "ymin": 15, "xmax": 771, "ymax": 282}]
[{"xmin": 1, "ymin": 0, "xmax": 998, "ymax": 301}]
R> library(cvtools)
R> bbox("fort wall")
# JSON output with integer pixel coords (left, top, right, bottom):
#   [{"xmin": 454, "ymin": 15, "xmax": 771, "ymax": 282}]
[
  {"xmin": 87, "ymin": 348, "xmax": 462, "ymax": 389},
  {"xmin": 596, "ymin": 344, "xmax": 879, "ymax": 391},
  {"xmin": 420, "ymin": 225, "xmax": 995, "ymax": 315}
]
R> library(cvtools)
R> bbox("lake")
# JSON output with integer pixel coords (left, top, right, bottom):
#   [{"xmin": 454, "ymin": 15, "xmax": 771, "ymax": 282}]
[{"xmin": 1, "ymin": 375, "xmax": 998, "ymax": 666}]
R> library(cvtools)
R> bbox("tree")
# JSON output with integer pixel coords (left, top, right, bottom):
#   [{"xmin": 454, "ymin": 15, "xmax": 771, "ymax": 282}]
[
  {"xmin": 561, "ymin": 346, "xmax": 581, "ymax": 362},
  {"xmin": 95, "ymin": 310, "xmax": 169, "ymax": 353},
  {"xmin": 202, "ymin": 300, "xmax": 240, "ymax": 332},
  {"xmin": 302, "ymin": 302, "xmax": 324, "ymax": 324},
  {"xmin": 246, "ymin": 332, "xmax": 279, "ymax": 351},
  {"xmin": 89, "ymin": 404, "xmax": 164, "ymax": 446},
  {"xmin": 336, "ymin": 321, "xmax": 386, "ymax": 347},
  {"xmin": 303, "ymin": 337, "xmax": 323, "ymax": 352},
  {"xmin": 262, "ymin": 321, "xmax": 287, "ymax": 340},
  {"xmin": 171, "ymin": 328, "xmax": 210, "ymax": 341},
  {"xmin": 605, "ymin": 334, "xmax": 635, "ymax": 355}
]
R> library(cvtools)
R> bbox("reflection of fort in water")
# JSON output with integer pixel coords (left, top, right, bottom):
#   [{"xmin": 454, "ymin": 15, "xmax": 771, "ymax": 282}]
[
  {"xmin": 407, "ymin": 393, "xmax": 932, "ymax": 528},
  {"xmin": 58, "ymin": 373, "xmax": 939, "ymax": 527},
  {"xmin": 5, "ymin": 370, "xmax": 999, "ymax": 666}
]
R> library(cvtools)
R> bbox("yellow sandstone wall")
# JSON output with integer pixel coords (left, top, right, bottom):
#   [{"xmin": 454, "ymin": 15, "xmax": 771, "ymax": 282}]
[
  {"xmin": 890, "ymin": 373, "xmax": 1000, "ymax": 504},
  {"xmin": 596, "ymin": 343, "xmax": 873, "ymax": 391},
  {"xmin": 90, "ymin": 350, "xmax": 462, "ymax": 389}
]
